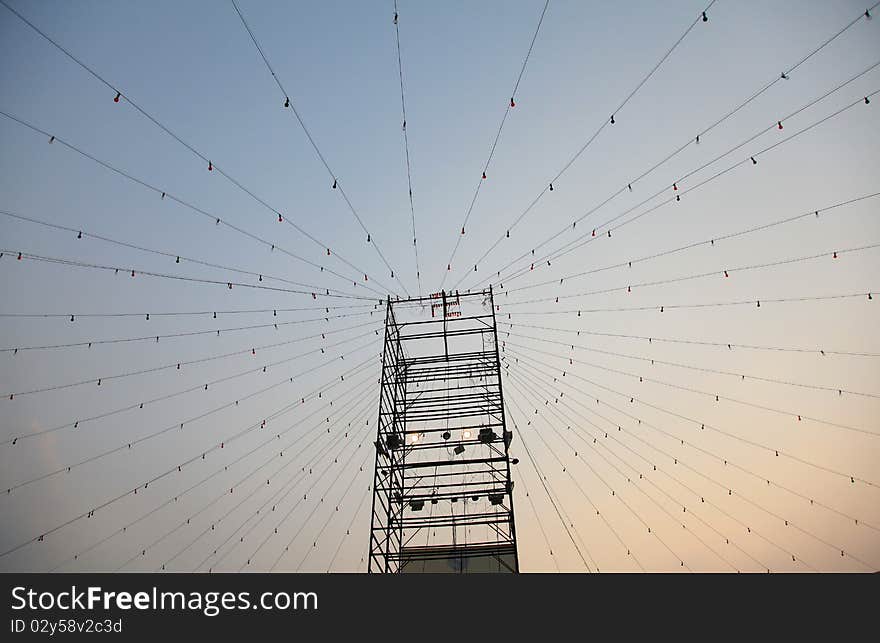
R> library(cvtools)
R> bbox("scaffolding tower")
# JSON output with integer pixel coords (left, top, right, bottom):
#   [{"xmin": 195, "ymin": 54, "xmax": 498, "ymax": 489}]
[{"xmin": 368, "ymin": 287, "xmax": 518, "ymax": 573}]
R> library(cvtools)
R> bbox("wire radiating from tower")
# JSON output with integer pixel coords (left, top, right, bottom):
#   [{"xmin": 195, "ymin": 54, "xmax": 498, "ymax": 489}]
[
  {"xmin": 392, "ymin": 1, "xmax": 422, "ymax": 298},
  {"xmin": 230, "ymin": 0, "xmax": 410, "ymax": 296},
  {"xmin": 439, "ymin": 0, "xmax": 551, "ymax": 287}
]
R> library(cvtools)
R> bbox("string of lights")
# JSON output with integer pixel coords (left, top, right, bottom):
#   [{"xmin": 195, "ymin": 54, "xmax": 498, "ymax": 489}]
[
  {"xmin": 278, "ymin": 449, "xmax": 373, "ymax": 572},
  {"xmin": 2, "ymin": 324, "xmax": 378, "ymax": 401},
  {"xmin": 392, "ymin": 1, "xmax": 422, "ymax": 298},
  {"xmin": 509, "ymin": 355, "xmax": 880, "ymax": 536},
  {"xmin": 229, "ymin": 0, "xmax": 408, "ymax": 296},
  {"xmin": 0, "ymin": 360, "xmax": 382, "ymax": 558},
  {"xmin": 192, "ymin": 391, "xmax": 376, "ymax": 573},
  {"xmin": 292, "ymin": 461, "xmax": 370, "ymax": 571},
  {"xmin": 47, "ymin": 370, "xmax": 378, "ymax": 572},
  {"xmin": 501, "ymin": 320, "xmax": 880, "ymax": 358},
  {"xmin": 502, "ymin": 346, "xmax": 880, "ymax": 489},
  {"xmin": 688, "ymin": 1, "xmax": 880, "ymax": 142},
  {"xmin": 439, "ymin": 0, "xmax": 551, "ymax": 286},
  {"xmin": 507, "ymin": 371, "xmax": 745, "ymax": 572},
  {"xmin": 222, "ymin": 428, "xmax": 378, "ymax": 572},
  {"xmin": 0, "ymin": 0, "xmax": 396, "ymax": 296},
  {"xmin": 507, "ymin": 356, "xmax": 878, "ymax": 568},
  {"xmin": 450, "ymin": 1, "xmax": 719, "ymax": 289},
  {"xmin": 508, "ymin": 378, "xmax": 691, "ymax": 570},
  {"xmin": 2, "ymin": 339, "xmax": 379, "ymax": 495},
  {"xmin": 128, "ymin": 393, "xmax": 375, "ymax": 571},
  {"xmin": 502, "ymin": 290, "xmax": 875, "ymax": 317},
  {"xmin": 0, "ymin": 351, "xmax": 380, "ymax": 561},
  {"xmin": 507, "ymin": 406, "xmax": 597, "ymax": 571},
  {"xmin": 509, "ymin": 449, "xmax": 564, "ymax": 572},
  {"xmin": 1, "ymin": 1, "xmax": 876, "ymax": 573},
  {"xmin": 504, "ymin": 328, "xmax": 880, "ymax": 400},
  {"xmin": 507, "ymin": 364, "xmax": 813, "ymax": 570},
  {"xmin": 0, "ymin": 303, "xmax": 376, "ymax": 320},
  {"xmin": 511, "ymin": 366, "xmax": 810, "ymax": 571},
  {"xmin": 324, "ymin": 482, "xmax": 372, "ymax": 572},
  {"xmin": 506, "ymin": 364, "xmax": 777, "ymax": 570},
  {"xmin": 486, "ymin": 87, "xmax": 880, "ymax": 288},
  {"xmin": 504, "ymin": 338, "xmax": 878, "ymax": 437},
  {"xmin": 0, "ymin": 109, "xmax": 387, "ymax": 297},
  {"xmin": 457, "ymin": 11, "xmax": 879, "ymax": 289},
  {"xmin": 242, "ymin": 423, "xmax": 371, "ymax": 571},
  {"xmin": 0, "ymin": 208, "xmax": 368, "ymax": 300},
  {"xmin": 497, "ymin": 191, "xmax": 880, "ymax": 296},
  {"xmin": 508, "ymin": 395, "xmax": 641, "ymax": 571},
  {"xmin": 2, "ymin": 321, "xmax": 379, "ymax": 445},
  {"xmin": 2, "ymin": 248, "xmax": 376, "ymax": 301},
  {"xmin": 502, "ymin": 243, "xmax": 880, "ymax": 310},
  {"xmin": 141, "ymin": 392, "xmax": 377, "ymax": 572},
  {"xmin": 1, "ymin": 308, "xmax": 380, "ymax": 354},
  {"xmin": 119, "ymin": 452, "xmax": 303, "ymax": 571}
]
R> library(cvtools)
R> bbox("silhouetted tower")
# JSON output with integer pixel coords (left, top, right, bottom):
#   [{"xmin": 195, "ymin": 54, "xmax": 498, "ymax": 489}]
[{"xmin": 368, "ymin": 287, "xmax": 518, "ymax": 573}]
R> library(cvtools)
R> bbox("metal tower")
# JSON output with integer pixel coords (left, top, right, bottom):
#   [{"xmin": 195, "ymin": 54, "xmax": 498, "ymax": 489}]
[{"xmin": 368, "ymin": 287, "xmax": 518, "ymax": 573}]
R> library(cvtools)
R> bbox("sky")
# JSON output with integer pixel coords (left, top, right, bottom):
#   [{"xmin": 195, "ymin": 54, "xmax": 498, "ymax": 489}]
[{"xmin": 0, "ymin": 0, "xmax": 878, "ymax": 572}]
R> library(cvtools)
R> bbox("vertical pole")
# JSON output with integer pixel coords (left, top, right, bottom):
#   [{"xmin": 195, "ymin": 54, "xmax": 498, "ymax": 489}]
[{"xmin": 490, "ymin": 285, "xmax": 519, "ymax": 572}]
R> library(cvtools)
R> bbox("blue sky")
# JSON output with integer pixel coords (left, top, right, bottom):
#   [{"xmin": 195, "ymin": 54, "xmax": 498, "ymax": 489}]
[{"xmin": 1, "ymin": 0, "xmax": 878, "ymax": 572}]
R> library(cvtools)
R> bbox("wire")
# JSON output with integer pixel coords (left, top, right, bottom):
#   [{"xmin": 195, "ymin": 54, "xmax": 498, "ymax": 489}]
[
  {"xmin": 196, "ymin": 391, "xmax": 376, "ymax": 572},
  {"xmin": 137, "ymin": 394, "xmax": 374, "ymax": 571},
  {"xmin": 0, "ymin": 351, "xmax": 380, "ymax": 560},
  {"xmin": 505, "ymin": 338, "xmax": 878, "ymax": 437},
  {"xmin": 325, "ymin": 482, "xmax": 372, "ymax": 572},
  {"xmin": 505, "ymin": 328, "xmax": 880, "ymax": 400},
  {"xmin": 511, "ymin": 354, "xmax": 880, "ymax": 537},
  {"xmin": 1, "ymin": 309, "xmax": 380, "ymax": 354},
  {"xmin": 501, "ymin": 320, "xmax": 880, "ymax": 358},
  {"xmin": 291, "ymin": 459, "xmax": 370, "ymax": 571},
  {"xmin": 0, "ymin": 303, "xmax": 375, "ymax": 320},
  {"xmin": 285, "ymin": 451, "xmax": 373, "ymax": 572},
  {"xmin": 506, "ymin": 399, "xmax": 597, "ymax": 571},
  {"xmin": 0, "ymin": 322, "xmax": 378, "ymax": 446},
  {"xmin": 503, "ymin": 345, "xmax": 880, "ymax": 488},
  {"xmin": 509, "ymin": 378, "xmax": 690, "ymax": 570},
  {"xmin": 244, "ymin": 423, "xmax": 371, "ymax": 571},
  {"xmin": 146, "ymin": 390, "xmax": 377, "ymax": 572},
  {"xmin": 507, "ymin": 370, "xmax": 742, "ymax": 571},
  {"xmin": 0, "ymin": 0, "xmax": 395, "ymax": 295},
  {"xmin": 509, "ymin": 362, "xmax": 811, "ymax": 570},
  {"xmin": 2, "ymin": 339, "xmax": 379, "ymax": 495},
  {"xmin": 512, "ymin": 453, "xmax": 563, "ymax": 572},
  {"xmin": 502, "ymin": 242, "xmax": 880, "ymax": 308},
  {"xmin": 508, "ymin": 364, "xmax": 771, "ymax": 571},
  {"xmin": 1, "ymin": 0, "xmax": 876, "ymax": 574},
  {"xmin": 229, "ymin": 0, "xmax": 408, "ymax": 296},
  {"xmin": 502, "ymin": 290, "xmax": 875, "ymax": 316},
  {"xmin": 1, "ymin": 248, "xmax": 382, "ymax": 302},
  {"xmin": 509, "ymin": 395, "xmax": 640, "ymax": 571},
  {"xmin": 476, "ymin": 77, "xmax": 880, "ymax": 289},
  {"xmin": 499, "ymin": 191, "xmax": 880, "ymax": 296},
  {"xmin": 440, "ymin": 0, "xmax": 551, "ymax": 287},
  {"xmin": 392, "ymin": 1, "xmax": 422, "ymax": 298},
  {"xmin": 458, "ymin": 8, "xmax": 880, "ymax": 289},
  {"xmin": 3, "ymin": 323, "xmax": 375, "ymax": 401},
  {"xmin": 451, "ymin": 0, "xmax": 718, "ymax": 288},
  {"xmin": 50, "ymin": 370, "xmax": 378, "ymax": 572},
  {"xmin": 509, "ymin": 354, "xmax": 878, "ymax": 567}
]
